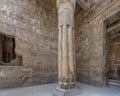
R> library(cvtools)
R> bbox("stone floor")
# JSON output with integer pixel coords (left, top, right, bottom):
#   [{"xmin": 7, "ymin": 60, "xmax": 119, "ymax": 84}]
[{"xmin": 0, "ymin": 83, "xmax": 120, "ymax": 96}]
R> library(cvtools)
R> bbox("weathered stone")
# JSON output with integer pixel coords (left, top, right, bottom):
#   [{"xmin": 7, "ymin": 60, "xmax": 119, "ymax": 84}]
[
  {"xmin": 75, "ymin": 0, "xmax": 120, "ymax": 86},
  {"xmin": 0, "ymin": 0, "xmax": 119, "ymax": 89},
  {"xmin": 0, "ymin": 0, "xmax": 58, "ymax": 88}
]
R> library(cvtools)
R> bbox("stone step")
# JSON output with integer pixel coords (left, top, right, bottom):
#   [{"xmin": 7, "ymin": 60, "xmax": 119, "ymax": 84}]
[{"xmin": 108, "ymin": 79, "xmax": 120, "ymax": 86}]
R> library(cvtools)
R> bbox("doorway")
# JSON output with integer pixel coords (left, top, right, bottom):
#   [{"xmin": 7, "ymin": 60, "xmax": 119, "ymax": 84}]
[
  {"xmin": 106, "ymin": 12, "xmax": 120, "ymax": 85},
  {"xmin": 0, "ymin": 33, "xmax": 16, "ymax": 64}
]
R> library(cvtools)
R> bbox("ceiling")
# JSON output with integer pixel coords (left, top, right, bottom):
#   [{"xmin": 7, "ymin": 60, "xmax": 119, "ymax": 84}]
[
  {"xmin": 35, "ymin": 0, "xmax": 96, "ymax": 9},
  {"xmin": 35, "ymin": 0, "xmax": 56, "ymax": 8},
  {"xmin": 35, "ymin": 0, "xmax": 94, "ymax": 16}
]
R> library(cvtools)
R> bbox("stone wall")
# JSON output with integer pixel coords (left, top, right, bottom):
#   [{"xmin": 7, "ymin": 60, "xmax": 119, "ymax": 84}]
[
  {"xmin": 0, "ymin": 0, "xmax": 120, "ymax": 88},
  {"xmin": 0, "ymin": 0, "xmax": 58, "ymax": 88},
  {"xmin": 75, "ymin": 0, "xmax": 120, "ymax": 86}
]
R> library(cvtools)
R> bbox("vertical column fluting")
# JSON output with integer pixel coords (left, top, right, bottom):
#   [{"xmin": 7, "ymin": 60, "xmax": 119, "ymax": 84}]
[
  {"xmin": 57, "ymin": 0, "xmax": 76, "ymax": 90},
  {"xmin": 58, "ymin": 26, "xmax": 63, "ymax": 86},
  {"xmin": 68, "ymin": 26, "xmax": 75, "ymax": 88},
  {"xmin": 62, "ymin": 25, "xmax": 69, "ymax": 88}
]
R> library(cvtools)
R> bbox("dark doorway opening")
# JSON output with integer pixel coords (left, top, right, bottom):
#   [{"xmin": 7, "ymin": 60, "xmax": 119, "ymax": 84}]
[
  {"xmin": 107, "ymin": 32, "xmax": 120, "ymax": 80},
  {"xmin": 0, "ymin": 34, "xmax": 16, "ymax": 64},
  {"xmin": 0, "ymin": 33, "xmax": 22, "ymax": 66},
  {"xmin": 106, "ymin": 12, "xmax": 120, "ymax": 85}
]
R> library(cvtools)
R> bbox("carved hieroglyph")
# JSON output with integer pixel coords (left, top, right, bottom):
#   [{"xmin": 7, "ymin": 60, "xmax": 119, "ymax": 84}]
[{"xmin": 57, "ymin": 0, "xmax": 76, "ymax": 89}]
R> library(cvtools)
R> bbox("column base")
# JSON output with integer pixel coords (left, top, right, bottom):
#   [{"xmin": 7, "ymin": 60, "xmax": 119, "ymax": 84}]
[{"xmin": 53, "ymin": 85, "xmax": 81, "ymax": 96}]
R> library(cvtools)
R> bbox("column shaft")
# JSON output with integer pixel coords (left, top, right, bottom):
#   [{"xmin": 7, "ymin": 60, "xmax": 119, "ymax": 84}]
[
  {"xmin": 58, "ymin": 26, "xmax": 63, "ymax": 86},
  {"xmin": 68, "ymin": 26, "xmax": 75, "ymax": 88},
  {"xmin": 62, "ymin": 25, "xmax": 69, "ymax": 88},
  {"xmin": 57, "ymin": 0, "xmax": 76, "ymax": 90}
]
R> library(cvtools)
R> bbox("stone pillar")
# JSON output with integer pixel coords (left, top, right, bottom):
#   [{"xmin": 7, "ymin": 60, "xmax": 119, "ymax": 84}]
[
  {"xmin": 53, "ymin": 1, "xmax": 80, "ymax": 95},
  {"xmin": 57, "ymin": 0, "xmax": 76, "ymax": 90},
  {"xmin": 53, "ymin": 0, "xmax": 81, "ymax": 95}
]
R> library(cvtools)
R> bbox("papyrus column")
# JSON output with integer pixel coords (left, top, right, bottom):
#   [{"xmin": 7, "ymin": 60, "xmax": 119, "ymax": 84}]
[{"xmin": 57, "ymin": 0, "xmax": 76, "ymax": 90}]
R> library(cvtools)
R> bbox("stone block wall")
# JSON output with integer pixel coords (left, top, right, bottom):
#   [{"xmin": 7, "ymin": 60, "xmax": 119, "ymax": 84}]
[
  {"xmin": 75, "ymin": 0, "xmax": 120, "ymax": 86},
  {"xmin": 0, "ymin": 0, "xmax": 58, "ymax": 88},
  {"xmin": 0, "ymin": 0, "xmax": 119, "ymax": 88}
]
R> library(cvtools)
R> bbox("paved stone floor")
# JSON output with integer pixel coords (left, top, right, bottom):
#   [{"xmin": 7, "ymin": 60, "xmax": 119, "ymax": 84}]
[{"xmin": 0, "ymin": 83, "xmax": 120, "ymax": 96}]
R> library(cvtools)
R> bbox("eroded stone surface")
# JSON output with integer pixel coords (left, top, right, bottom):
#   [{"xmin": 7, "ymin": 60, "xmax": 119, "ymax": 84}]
[
  {"xmin": 57, "ymin": 0, "xmax": 76, "ymax": 89},
  {"xmin": 0, "ymin": 0, "xmax": 120, "ymax": 89},
  {"xmin": 0, "ymin": 0, "xmax": 58, "ymax": 88},
  {"xmin": 75, "ymin": 0, "xmax": 120, "ymax": 86}
]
